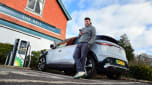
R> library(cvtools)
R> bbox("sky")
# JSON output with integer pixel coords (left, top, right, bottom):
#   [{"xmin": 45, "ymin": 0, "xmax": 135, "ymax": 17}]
[{"xmin": 62, "ymin": 0, "xmax": 152, "ymax": 55}]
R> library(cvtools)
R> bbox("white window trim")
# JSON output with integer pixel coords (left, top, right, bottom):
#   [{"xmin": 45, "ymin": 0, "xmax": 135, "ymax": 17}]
[{"xmin": 25, "ymin": 0, "xmax": 46, "ymax": 17}]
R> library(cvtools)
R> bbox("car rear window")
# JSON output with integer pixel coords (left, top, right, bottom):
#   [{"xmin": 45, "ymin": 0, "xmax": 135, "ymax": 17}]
[
  {"xmin": 96, "ymin": 35, "xmax": 118, "ymax": 44},
  {"xmin": 71, "ymin": 35, "xmax": 118, "ymax": 45}
]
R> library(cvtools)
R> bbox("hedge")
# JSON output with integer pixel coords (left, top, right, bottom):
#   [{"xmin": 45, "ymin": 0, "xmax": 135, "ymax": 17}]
[
  {"xmin": 30, "ymin": 51, "xmax": 41, "ymax": 69},
  {"xmin": 129, "ymin": 65, "xmax": 152, "ymax": 81},
  {"xmin": 0, "ymin": 43, "xmax": 13, "ymax": 64},
  {"xmin": 30, "ymin": 50, "xmax": 46, "ymax": 69},
  {"xmin": 0, "ymin": 42, "xmax": 44, "ymax": 68}
]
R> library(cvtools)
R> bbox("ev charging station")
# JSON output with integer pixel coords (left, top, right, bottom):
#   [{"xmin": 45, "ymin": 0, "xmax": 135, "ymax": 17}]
[{"xmin": 5, "ymin": 39, "xmax": 31, "ymax": 67}]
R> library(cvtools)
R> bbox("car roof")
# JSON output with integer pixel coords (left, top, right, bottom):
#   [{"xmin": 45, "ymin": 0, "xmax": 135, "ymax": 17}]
[{"xmin": 64, "ymin": 35, "xmax": 118, "ymax": 44}]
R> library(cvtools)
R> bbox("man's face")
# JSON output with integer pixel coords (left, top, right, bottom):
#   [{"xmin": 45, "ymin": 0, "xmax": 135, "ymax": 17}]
[{"xmin": 85, "ymin": 20, "xmax": 91, "ymax": 26}]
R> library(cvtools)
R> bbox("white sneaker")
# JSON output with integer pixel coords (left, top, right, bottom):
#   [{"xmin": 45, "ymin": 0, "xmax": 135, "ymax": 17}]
[{"xmin": 73, "ymin": 72, "xmax": 86, "ymax": 79}]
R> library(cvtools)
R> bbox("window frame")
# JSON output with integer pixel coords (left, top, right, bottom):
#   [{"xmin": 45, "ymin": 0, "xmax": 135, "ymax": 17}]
[{"xmin": 25, "ymin": 0, "xmax": 46, "ymax": 16}]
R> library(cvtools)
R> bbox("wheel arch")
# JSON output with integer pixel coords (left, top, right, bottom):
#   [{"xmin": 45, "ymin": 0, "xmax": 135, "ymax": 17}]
[
  {"xmin": 88, "ymin": 50, "xmax": 98, "ymax": 63},
  {"xmin": 39, "ymin": 52, "xmax": 48, "ymax": 59}
]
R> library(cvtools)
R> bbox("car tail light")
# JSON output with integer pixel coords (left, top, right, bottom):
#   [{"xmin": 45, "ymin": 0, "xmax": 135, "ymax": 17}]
[
  {"xmin": 96, "ymin": 42, "xmax": 113, "ymax": 46},
  {"xmin": 96, "ymin": 42, "xmax": 120, "ymax": 48}
]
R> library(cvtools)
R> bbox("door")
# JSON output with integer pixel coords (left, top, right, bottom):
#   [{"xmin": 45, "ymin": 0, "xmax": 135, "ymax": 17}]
[
  {"xmin": 46, "ymin": 38, "xmax": 78, "ymax": 66},
  {"xmin": 55, "ymin": 44, "xmax": 76, "ymax": 65}
]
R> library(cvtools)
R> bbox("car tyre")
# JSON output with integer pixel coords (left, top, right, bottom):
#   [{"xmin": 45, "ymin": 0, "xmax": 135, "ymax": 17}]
[
  {"xmin": 85, "ymin": 56, "xmax": 96, "ymax": 78},
  {"xmin": 37, "ymin": 56, "xmax": 47, "ymax": 71}
]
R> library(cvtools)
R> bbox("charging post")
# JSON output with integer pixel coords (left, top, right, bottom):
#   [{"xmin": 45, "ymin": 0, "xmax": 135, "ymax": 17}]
[{"xmin": 5, "ymin": 39, "xmax": 31, "ymax": 67}]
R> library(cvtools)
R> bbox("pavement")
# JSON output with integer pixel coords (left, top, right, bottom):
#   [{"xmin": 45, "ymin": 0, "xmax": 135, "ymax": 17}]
[{"xmin": 0, "ymin": 66, "xmax": 151, "ymax": 85}]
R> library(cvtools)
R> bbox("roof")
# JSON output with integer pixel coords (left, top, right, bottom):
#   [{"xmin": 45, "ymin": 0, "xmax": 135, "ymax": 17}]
[{"xmin": 57, "ymin": 0, "xmax": 72, "ymax": 21}]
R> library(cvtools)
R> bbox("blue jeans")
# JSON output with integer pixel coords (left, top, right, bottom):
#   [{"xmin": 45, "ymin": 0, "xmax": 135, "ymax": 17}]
[{"xmin": 73, "ymin": 42, "xmax": 89, "ymax": 72}]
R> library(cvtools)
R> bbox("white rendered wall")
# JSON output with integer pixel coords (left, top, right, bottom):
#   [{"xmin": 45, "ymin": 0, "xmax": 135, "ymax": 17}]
[{"xmin": 0, "ymin": 25, "xmax": 54, "ymax": 51}]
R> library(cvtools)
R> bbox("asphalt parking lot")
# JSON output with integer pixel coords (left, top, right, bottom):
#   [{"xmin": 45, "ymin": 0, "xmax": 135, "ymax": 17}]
[{"xmin": 0, "ymin": 66, "xmax": 151, "ymax": 85}]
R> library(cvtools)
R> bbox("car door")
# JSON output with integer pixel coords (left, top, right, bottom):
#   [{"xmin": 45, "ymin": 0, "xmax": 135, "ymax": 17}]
[
  {"xmin": 53, "ymin": 38, "xmax": 77, "ymax": 65},
  {"xmin": 46, "ymin": 38, "xmax": 78, "ymax": 66},
  {"xmin": 46, "ymin": 40, "xmax": 67, "ymax": 65}
]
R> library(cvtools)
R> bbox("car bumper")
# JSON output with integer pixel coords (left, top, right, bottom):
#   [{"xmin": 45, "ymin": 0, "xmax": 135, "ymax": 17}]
[{"xmin": 104, "ymin": 63, "xmax": 129, "ymax": 73}]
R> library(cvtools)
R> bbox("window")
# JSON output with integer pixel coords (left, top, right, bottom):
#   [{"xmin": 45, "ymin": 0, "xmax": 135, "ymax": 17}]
[
  {"xmin": 26, "ymin": 0, "xmax": 45, "ymax": 15},
  {"xmin": 96, "ymin": 35, "xmax": 118, "ymax": 44},
  {"xmin": 73, "ymin": 37, "xmax": 79, "ymax": 44},
  {"xmin": 56, "ymin": 40, "xmax": 68, "ymax": 48},
  {"xmin": 56, "ymin": 38, "xmax": 78, "ymax": 48}
]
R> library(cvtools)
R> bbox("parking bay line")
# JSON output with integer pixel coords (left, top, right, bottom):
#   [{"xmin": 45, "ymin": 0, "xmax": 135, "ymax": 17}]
[
  {"xmin": 0, "ymin": 79, "xmax": 140, "ymax": 85},
  {"xmin": 0, "ymin": 71, "xmax": 65, "ymax": 79}
]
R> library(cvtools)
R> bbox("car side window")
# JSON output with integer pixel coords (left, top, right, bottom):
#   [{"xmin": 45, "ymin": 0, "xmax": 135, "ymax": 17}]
[
  {"xmin": 73, "ymin": 38, "xmax": 79, "ymax": 44},
  {"xmin": 56, "ymin": 40, "xmax": 68, "ymax": 48},
  {"xmin": 56, "ymin": 42, "xmax": 67, "ymax": 48},
  {"xmin": 66, "ymin": 38, "xmax": 77, "ymax": 46},
  {"xmin": 56, "ymin": 37, "xmax": 78, "ymax": 48}
]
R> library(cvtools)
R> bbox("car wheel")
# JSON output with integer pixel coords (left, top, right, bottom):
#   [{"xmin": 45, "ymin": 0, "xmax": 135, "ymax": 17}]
[
  {"xmin": 106, "ymin": 73, "xmax": 121, "ymax": 80},
  {"xmin": 37, "ymin": 56, "xmax": 46, "ymax": 71},
  {"xmin": 85, "ymin": 56, "xmax": 96, "ymax": 78}
]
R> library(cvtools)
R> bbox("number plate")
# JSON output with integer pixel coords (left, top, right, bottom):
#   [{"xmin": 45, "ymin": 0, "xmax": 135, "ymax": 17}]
[{"xmin": 116, "ymin": 60, "xmax": 125, "ymax": 66}]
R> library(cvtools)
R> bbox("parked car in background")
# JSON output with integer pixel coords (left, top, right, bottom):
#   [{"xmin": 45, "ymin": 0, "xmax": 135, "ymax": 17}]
[{"xmin": 38, "ymin": 35, "xmax": 128, "ymax": 79}]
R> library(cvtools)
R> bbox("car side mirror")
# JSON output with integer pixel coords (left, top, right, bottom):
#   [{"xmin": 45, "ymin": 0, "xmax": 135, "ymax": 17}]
[{"xmin": 50, "ymin": 44, "xmax": 56, "ymax": 49}]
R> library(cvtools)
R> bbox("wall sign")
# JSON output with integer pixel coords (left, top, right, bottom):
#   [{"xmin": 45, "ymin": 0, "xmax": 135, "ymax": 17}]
[{"xmin": 0, "ymin": 4, "xmax": 61, "ymax": 34}]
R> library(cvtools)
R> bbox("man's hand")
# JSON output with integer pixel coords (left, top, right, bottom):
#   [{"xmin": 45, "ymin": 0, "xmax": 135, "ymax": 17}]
[
  {"xmin": 80, "ymin": 31, "xmax": 82, "ymax": 35},
  {"xmin": 79, "ymin": 29, "xmax": 82, "ymax": 35}
]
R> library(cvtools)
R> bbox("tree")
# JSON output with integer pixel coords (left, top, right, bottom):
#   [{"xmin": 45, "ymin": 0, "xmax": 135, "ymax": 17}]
[{"xmin": 118, "ymin": 34, "xmax": 135, "ymax": 61}]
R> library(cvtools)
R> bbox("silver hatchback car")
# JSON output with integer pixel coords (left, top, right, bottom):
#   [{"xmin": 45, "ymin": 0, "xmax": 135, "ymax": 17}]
[{"xmin": 38, "ymin": 35, "xmax": 128, "ymax": 79}]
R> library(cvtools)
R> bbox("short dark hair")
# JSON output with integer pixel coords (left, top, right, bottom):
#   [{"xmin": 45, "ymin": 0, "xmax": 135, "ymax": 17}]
[{"xmin": 84, "ymin": 17, "xmax": 91, "ymax": 21}]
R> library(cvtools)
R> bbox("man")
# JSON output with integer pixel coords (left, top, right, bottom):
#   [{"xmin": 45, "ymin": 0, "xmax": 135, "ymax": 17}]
[{"xmin": 73, "ymin": 17, "xmax": 96, "ymax": 79}]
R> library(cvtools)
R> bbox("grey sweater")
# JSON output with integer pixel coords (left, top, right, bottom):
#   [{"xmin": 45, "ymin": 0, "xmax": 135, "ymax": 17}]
[{"xmin": 78, "ymin": 24, "xmax": 96, "ymax": 45}]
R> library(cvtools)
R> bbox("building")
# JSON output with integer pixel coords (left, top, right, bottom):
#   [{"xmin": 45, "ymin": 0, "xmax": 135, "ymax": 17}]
[
  {"xmin": 0, "ymin": 0, "xmax": 71, "ymax": 51},
  {"xmin": 136, "ymin": 53, "xmax": 152, "ymax": 66}
]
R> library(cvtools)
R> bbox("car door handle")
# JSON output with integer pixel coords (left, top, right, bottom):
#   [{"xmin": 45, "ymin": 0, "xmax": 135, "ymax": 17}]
[{"xmin": 58, "ymin": 50, "xmax": 62, "ymax": 52}]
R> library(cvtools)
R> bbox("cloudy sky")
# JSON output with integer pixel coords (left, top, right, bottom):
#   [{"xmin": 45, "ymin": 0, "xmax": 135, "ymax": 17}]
[{"xmin": 62, "ymin": 0, "xmax": 152, "ymax": 55}]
